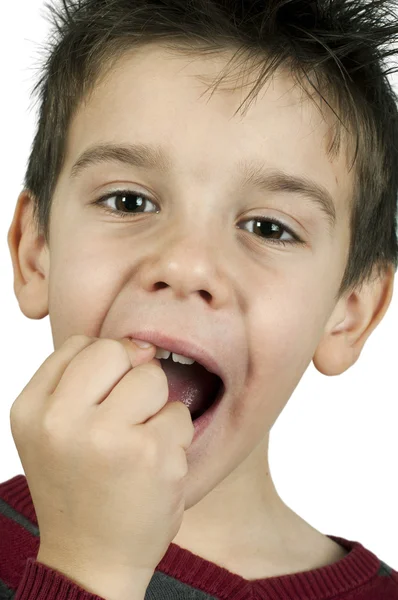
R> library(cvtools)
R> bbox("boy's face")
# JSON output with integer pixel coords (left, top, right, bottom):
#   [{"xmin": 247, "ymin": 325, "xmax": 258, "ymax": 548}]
[{"xmin": 10, "ymin": 44, "xmax": 364, "ymax": 507}]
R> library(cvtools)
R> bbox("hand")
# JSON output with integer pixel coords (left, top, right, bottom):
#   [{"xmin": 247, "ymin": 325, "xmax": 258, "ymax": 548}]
[{"xmin": 10, "ymin": 335, "xmax": 194, "ymax": 600}]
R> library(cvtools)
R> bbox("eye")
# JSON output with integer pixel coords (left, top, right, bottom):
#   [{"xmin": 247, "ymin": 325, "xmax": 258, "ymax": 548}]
[
  {"xmin": 93, "ymin": 190, "xmax": 158, "ymax": 217},
  {"xmin": 92, "ymin": 189, "xmax": 305, "ymax": 247},
  {"xmin": 238, "ymin": 217, "xmax": 305, "ymax": 247}
]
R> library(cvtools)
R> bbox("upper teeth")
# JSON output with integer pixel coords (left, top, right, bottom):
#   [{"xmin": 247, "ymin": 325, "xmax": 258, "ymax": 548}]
[{"xmin": 155, "ymin": 347, "xmax": 196, "ymax": 365}]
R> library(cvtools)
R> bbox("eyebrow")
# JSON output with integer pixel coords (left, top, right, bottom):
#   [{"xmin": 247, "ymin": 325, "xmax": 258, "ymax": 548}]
[{"xmin": 70, "ymin": 142, "xmax": 337, "ymax": 232}]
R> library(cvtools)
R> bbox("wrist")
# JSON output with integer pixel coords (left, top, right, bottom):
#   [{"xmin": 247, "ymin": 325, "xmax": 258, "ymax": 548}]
[{"xmin": 36, "ymin": 550, "xmax": 152, "ymax": 600}]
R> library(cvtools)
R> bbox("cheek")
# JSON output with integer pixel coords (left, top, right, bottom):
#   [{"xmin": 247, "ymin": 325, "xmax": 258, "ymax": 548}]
[
  {"xmin": 47, "ymin": 235, "xmax": 123, "ymax": 342},
  {"xmin": 242, "ymin": 284, "xmax": 329, "ymax": 429}
]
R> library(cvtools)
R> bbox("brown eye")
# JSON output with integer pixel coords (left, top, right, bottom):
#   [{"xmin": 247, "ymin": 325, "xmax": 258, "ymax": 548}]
[
  {"xmin": 238, "ymin": 217, "xmax": 304, "ymax": 247},
  {"xmin": 93, "ymin": 190, "xmax": 304, "ymax": 247},
  {"xmin": 94, "ymin": 190, "xmax": 158, "ymax": 218}
]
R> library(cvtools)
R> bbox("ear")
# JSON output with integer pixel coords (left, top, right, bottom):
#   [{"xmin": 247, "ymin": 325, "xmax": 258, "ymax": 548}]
[
  {"xmin": 313, "ymin": 265, "xmax": 395, "ymax": 376},
  {"xmin": 7, "ymin": 189, "xmax": 50, "ymax": 319}
]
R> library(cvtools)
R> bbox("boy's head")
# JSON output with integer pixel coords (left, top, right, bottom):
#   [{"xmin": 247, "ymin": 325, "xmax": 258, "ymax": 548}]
[{"xmin": 7, "ymin": 0, "xmax": 398, "ymax": 509}]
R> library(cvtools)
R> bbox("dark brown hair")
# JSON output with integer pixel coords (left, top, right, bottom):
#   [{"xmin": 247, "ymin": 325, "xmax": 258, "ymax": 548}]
[{"xmin": 24, "ymin": 0, "xmax": 398, "ymax": 300}]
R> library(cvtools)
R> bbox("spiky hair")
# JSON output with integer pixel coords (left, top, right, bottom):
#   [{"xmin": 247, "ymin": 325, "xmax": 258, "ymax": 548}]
[{"xmin": 25, "ymin": 0, "xmax": 398, "ymax": 299}]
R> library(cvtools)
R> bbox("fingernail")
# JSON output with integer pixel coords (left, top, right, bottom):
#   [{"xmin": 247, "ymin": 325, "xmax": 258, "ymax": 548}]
[{"xmin": 131, "ymin": 338, "xmax": 153, "ymax": 349}]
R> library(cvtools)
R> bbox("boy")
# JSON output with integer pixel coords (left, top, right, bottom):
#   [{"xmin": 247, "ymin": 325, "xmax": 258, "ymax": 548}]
[{"xmin": 1, "ymin": 0, "xmax": 397, "ymax": 598}]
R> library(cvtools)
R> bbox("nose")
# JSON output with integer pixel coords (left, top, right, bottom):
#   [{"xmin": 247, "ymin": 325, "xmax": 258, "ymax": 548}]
[{"xmin": 137, "ymin": 232, "xmax": 231, "ymax": 308}]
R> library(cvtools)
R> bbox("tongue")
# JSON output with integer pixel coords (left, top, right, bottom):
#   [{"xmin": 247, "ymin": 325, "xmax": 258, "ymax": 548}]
[{"xmin": 160, "ymin": 358, "xmax": 220, "ymax": 418}]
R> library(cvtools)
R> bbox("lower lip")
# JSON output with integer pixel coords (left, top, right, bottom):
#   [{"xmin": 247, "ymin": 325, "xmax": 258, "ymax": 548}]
[{"xmin": 192, "ymin": 383, "xmax": 225, "ymax": 442}]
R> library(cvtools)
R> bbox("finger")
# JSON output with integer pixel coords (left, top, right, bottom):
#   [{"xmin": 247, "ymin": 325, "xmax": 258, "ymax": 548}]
[
  {"xmin": 146, "ymin": 400, "xmax": 195, "ymax": 452},
  {"xmin": 48, "ymin": 338, "xmax": 157, "ymax": 422},
  {"xmin": 10, "ymin": 335, "xmax": 95, "ymax": 423},
  {"xmin": 118, "ymin": 338, "xmax": 159, "ymax": 370},
  {"xmin": 98, "ymin": 360, "xmax": 169, "ymax": 425}
]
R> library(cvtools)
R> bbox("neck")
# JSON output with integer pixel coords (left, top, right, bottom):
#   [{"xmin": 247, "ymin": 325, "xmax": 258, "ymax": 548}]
[
  {"xmin": 171, "ymin": 437, "xmax": 342, "ymax": 580},
  {"xmin": 173, "ymin": 437, "xmax": 293, "ymax": 559}
]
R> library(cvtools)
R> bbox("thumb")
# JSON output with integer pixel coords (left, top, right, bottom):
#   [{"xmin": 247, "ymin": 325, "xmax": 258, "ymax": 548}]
[{"xmin": 118, "ymin": 337, "xmax": 162, "ymax": 370}]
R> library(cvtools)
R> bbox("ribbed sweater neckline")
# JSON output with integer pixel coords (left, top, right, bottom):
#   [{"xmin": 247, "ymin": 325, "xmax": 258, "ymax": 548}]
[
  {"xmin": 1, "ymin": 475, "xmax": 381, "ymax": 600},
  {"xmin": 159, "ymin": 535, "xmax": 379, "ymax": 599}
]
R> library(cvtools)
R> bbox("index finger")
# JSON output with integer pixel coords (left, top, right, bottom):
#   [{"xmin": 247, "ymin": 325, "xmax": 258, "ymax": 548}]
[
  {"xmin": 20, "ymin": 335, "xmax": 96, "ymax": 399},
  {"xmin": 9, "ymin": 335, "xmax": 96, "ymax": 425}
]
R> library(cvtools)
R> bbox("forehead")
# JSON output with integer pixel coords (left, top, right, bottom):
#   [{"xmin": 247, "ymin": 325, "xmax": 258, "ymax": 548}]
[{"xmin": 63, "ymin": 44, "xmax": 354, "ymax": 227}]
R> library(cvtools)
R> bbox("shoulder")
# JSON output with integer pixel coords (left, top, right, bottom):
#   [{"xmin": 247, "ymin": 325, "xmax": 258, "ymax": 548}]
[{"xmin": 0, "ymin": 475, "xmax": 39, "ymax": 599}]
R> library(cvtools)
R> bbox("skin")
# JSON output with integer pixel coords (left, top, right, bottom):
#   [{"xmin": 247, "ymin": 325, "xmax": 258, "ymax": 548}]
[{"xmin": 8, "ymin": 44, "xmax": 395, "ymax": 579}]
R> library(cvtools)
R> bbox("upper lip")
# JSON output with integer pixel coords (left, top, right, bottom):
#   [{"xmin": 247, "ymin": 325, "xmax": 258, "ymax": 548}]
[{"xmin": 126, "ymin": 330, "xmax": 227, "ymax": 388}]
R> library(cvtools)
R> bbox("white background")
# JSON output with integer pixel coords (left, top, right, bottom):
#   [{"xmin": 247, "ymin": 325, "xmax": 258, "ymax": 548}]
[{"xmin": 1, "ymin": 0, "xmax": 397, "ymax": 568}]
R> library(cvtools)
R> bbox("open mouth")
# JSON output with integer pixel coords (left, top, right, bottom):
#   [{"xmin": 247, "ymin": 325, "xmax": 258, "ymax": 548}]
[
  {"xmin": 159, "ymin": 356, "xmax": 224, "ymax": 420},
  {"xmin": 191, "ymin": 377, "xmax": 224, "ymax": 421}
]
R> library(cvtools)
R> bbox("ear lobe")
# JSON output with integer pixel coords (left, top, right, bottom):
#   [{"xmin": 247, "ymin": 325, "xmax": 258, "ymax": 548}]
[
  {"xmin": 312, "ymin": 328, "xmax": 359, "ymax": 376},
  {"xmin": 7, "ymin": 190, "xmax": 50, "ymax": 320},
  {"xmin": 312, "ymin": 266, "xmax": 395, "ymax": 376}
]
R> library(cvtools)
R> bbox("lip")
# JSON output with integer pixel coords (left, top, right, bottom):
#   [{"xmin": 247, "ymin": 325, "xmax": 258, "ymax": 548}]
[{"xmin": 126, "ymin": 330, "xmax": 227, "ymax": 388}]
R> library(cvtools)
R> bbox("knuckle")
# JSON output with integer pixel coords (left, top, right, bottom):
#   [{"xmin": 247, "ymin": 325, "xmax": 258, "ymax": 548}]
[
  {"xmin": 88, "ymin": 424, "xmax": 116, "ymax": 456},
  {"xmin": 134, "ymin": 427, "xmax": 161, "ymax": 467},
  {"xmin": 9, "ymin": 397, "xmax": 25, "ymax": 436},
  {"xmin": 9, "ymin": 396, "xmax": 22, "ymax": 422},
  {"xmin": 173, "ymin": 449, "xmax": 189, "ymax": 479},
  {"xmin": 138, "ymin": 362, "xmax": 168, "ymax": 385},
  {"xmin": 42, "ymin": 405, "xmax": 65, "ymax": 438}
]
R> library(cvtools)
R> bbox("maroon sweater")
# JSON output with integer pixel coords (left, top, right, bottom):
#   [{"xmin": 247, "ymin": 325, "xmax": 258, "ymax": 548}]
[{"xmin": 1, "ymin": 475, "xmax": 397, "ymax": 600}]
